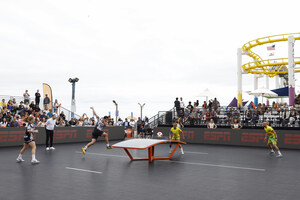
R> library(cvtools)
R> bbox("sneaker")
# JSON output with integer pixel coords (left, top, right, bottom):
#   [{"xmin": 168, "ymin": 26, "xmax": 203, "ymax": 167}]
[
  {"xmin": 46, "ymin": 147, "xmax": 50, "ymax": 151},
  {"xmin": 50, "ymin": 147, "xmax": 55, "ymax": 150},
  {"xmin": 31, "ymin": 159, "xmax": 40, "ymax": 164},
  {"xmin": 81, "ymin": 148, "xmax": 86, "ymax": 155},
  {"xmin": 16, "ymin": 157, "xmax": 25, "ymax": 162},
  {"xmin": 276, "ymin": 154, "xmax": 283, "ymax": 158},
  {"xmin": 269, "ymin": 151, "xmax": 275, "ymax": 155},
  {"xmin": 106, "ymin": 146, "xmax": 113, "ymax": 149}
]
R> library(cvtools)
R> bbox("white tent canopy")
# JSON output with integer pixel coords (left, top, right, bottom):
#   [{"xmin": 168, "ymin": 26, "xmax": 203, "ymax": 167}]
[
  {"xmin": 249, "ymin": 87, "xmax": 278, "ymax": 103},
  {"xmin": 196, "ymin": 88, "xmax": 215, "ymax": 102}
]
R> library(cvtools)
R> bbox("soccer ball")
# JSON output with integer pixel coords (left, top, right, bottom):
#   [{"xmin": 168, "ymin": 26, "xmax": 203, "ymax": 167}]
[{"xmin": 157, "ymin": 132, "xmax": 163, "ymax": 137}]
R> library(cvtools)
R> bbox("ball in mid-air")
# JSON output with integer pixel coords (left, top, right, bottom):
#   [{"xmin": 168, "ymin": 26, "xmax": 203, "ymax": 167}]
[{"xmin": 157, "ymin": 132, "xmax": 163, "ymax": 137}]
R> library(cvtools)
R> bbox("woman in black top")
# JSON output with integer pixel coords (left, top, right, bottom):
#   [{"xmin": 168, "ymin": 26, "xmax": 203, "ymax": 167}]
[{"xmin": 16, "ymin": 116, "xmax": 40, "ymax": 164}]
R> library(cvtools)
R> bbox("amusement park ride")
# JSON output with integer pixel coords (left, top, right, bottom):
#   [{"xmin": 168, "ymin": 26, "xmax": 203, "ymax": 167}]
[{"xmin": 237, "ymin": 33, "xmax": 300, "ymax": 107}]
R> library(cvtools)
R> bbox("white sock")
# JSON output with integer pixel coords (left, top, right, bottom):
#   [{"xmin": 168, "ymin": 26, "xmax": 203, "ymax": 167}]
[
  {"xmin": 32, "ymin": 154, "xmax": 36, "ymax": 160},
  {"xmin": 180, "ymin": 147, "xmax": 184, "ymax": 152},
  {"xmin": 84, "ymin": 146, "xmax": 88, "ymax": 150},
  {"xmin": 18, "ymin": 154, "xmax": 22, "ymax": 158},
  {"xmin": 270, "ymin": 149, "xmax": 274, "ymax": 153},
  {"xmin": 277, "ymin": 151, "xmax": 281, "ymax": 155},
  {"xmin": 106, "ymin": 144, "xmax": 110, "ymax": 147}
]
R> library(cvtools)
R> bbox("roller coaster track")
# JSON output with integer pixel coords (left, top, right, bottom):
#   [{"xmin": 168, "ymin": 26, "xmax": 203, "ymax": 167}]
[{"xmin": 241, "ymin": 33, "xmax": 300, "ymax": 77}]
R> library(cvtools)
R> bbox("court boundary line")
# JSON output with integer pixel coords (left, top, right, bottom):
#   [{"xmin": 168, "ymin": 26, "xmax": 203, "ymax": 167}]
[
  {"xmin": 184, "ymin": 151, "xmax": 208, "ymax": 155},
  {"xmin": 65, "ymin": 167, "xmax": 103, "ymax": 174},
  {"xmin": 75, "ymin": 151, "xmax": 265, "ymax": 172},
  {"xmin": 158, "ymin": 160, "xmax": 266, "ymax": 172}
]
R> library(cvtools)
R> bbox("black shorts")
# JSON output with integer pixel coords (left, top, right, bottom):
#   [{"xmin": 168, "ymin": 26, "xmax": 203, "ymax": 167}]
[
  {"xmin": 24, "ymin": 137, "xmax": 34, "ymax": 144},
  {"xmin": 92, "ymin": 130, "xmax": 104, "ymax": 140}
]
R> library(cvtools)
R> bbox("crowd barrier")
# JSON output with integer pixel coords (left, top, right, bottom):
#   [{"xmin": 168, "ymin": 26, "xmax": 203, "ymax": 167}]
[
  {"xmin": 0, "ymin": 126, "xmax": 124, "ymax": 147},
  {"xmin": 153, "ymin": 127, "xmax": 300, "ymax": 150}
]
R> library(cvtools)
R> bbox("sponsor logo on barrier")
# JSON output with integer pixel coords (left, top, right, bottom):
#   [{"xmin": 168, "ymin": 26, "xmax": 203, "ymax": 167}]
[
  {"xmin": 182, "ymin": 130, "xmax": 194, "ymax": 140},
  {"xmin": 0, "ymin": 131, "xmax": 26, "ymax": 142},
  {"xmin": 284, "ymin": 134, "xmax": 300, "ymax": 145},
  {"xmin": 54, "ymin": 130, "xmax": 77, "ymax": 140},
  {"xmin": 241, "ymin": 133, "xmax": 265, "ymax": 143},
  {"xmin": 203, "ymin": 131, "xmax": 230, "ymax": 142},
  {"xmin": 86, "ymin": 129, "xmax": 109, "ymax": 138}
]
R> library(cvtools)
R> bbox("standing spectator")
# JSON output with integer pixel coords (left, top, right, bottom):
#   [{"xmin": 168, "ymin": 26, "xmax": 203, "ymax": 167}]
[
  {"xmin": 123, "ymin": 118, "xmax": 130, "ymax": 127},
  {"xmin": 174, "ymin": 97, "xmax": 180, "ymax": 116},
  {"xmin": 43, "ymin": 94, "xmax": 50, "ymax": 110},
  {"xmin": 35, "ymin": 90, "xmax": 41, "ymax": 106},
  {"xmin": 213, "ymin": 98, "xmax": 220, "ymax": 113},
  {"xmin": 129, "ymin": 119, "xmax": 135, "ymax": 131},
  {"xmin": 23, "ymin": 90, "xmax": 30, "ymax": 104},
  {"xmin": 136, "ymin": 117, "xmax": 142, "ymax": 135},
  {"xmin": 45, "ymin": 114, "xmax": 57, "ymax": 150},
  {"xmin": 179, "ymin": 97, "xmax": 185, "ymax": 112},
  {"xmin": 53, "ymin": 99, "xmax": 59, "ymax": 113},
  {"xmin": 208, "ymin": 100, "xmax": 213, "ymax": 112}
]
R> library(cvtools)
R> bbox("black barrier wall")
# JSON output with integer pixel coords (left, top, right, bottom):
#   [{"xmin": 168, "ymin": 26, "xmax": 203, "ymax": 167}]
[
  {"xmin": 154, "ymin": 127, "xmax": 300, "ymax": 150},
  {"xmin": 0, "ymin": 127, "xmax": 124, "ymax": 147}
]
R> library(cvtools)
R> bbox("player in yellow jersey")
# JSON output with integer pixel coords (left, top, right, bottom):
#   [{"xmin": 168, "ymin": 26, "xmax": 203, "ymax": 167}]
[
  {"xmin": 263, "ymin": 122, "xmax": 282, "ymax": 157},
  {"xmin": 169, "ymin": 123, "xmax": 185, "ymax": 154}
]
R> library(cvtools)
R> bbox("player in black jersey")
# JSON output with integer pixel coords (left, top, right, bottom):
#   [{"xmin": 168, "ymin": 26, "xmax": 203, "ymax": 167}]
[
  {"xmin": 81, "ymin": 107, "xmax": 113, "ymax": 155},
  {"xmin": 16, "ymin": 116, "xmax": 40, "ymax": 164}
]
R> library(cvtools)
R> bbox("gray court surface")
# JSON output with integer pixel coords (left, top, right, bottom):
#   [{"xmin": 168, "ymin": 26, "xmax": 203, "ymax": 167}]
[{"xmin": 0, "ymin": 141, "xmax": 299, "ymax": 200}]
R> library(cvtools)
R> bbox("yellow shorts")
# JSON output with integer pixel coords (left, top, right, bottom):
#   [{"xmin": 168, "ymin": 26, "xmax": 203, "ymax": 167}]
[
  {"xmin": 268, "ymin": 137, "xmax": 277, "ymax": 145},
  {"xmin": 172, "ymin": 135, "xmax": 180, "ymax": 140}
]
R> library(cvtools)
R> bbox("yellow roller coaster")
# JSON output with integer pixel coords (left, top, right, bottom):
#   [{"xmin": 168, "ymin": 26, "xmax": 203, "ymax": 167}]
[{"xmin": 242, "ymin": 32, "xmax": 300, "ymax": 77}]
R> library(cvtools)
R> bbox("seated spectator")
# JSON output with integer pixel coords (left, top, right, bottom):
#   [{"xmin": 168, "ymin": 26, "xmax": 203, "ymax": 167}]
[
  {"xmin": 89, "ymin": 117, "xmax": 95, "ymax": 125},
  {"xmin": 18, "ymin": 101, "xmax": 25, "ymax": 116},
  {"xmin": 34, "ymin": 104, "xmax": 41, "ymax": 113},
  {"xmin": 39, "ymin": 111, "xmax": 48, "ymax": 121},
  {"xmin": 77, "ymin": 117, "xmax": 84, "ymax": 126},
  {"xmin": 289, "ymin": 109, "xmax": 297, "ymax": 126},
  {"xmin": 24, "ymin": 101, "xmax": 30, "ymax": 111},
  {"xmin": 145, "ymin": 126, "xmax": 153, "ymax": 139},
  {"xmin": 69, "ymin": 118, "xmax": 76, "ymax": 126},
  {"xmin": 0, "ymin": 118, "xmax": 8, "ymax": 127},
  {"xmin": 29, "ymin": 101, "xmax": 35, "ymax": 109},
  {"xmin": 60, "ymin": 111, "xmax": 66, "ymax": 121},
  {"xmin": 47, "ymin": 109, "xmax": 53, "ymax": 118},
  {"xmin": 37, "ymin": 117, "xmax": 47, "ymax": 127},
  {"xmin": 186, "ymin": 102, "xmax": 194, "ymax": 113},
  {"xmin": 117, "ymin": 118, "xmax": 123, "ymax": 126},
  {"xmin": 231, "ymin": 119, "xmax": 242, "ymax": 129},
  {"xmin": 10, "ymin": 116, "xmax": 19, "ymax": 127},
  {"xmin": 0, "ymin": 99, "xmax": 7, "ymax": 108},
  {"xmin": 7, "ymin": 100, "xmax": 15, "ymax": 113},
  {"xmin": 207, "ymin": 119, "xmax": 217, "ymax": 129}
]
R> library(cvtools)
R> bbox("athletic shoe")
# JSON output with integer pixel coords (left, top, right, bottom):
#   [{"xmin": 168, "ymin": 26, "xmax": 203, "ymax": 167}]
[
  {"xmin": 50, "ymin": 147, "xmax": 55, "ymax": 150},
  {"xmin": 106, "ymin": 146, "xmax": 113, "ymax": 149},
  {"xmin": 31, "ymin": 159, "xmax": 40, "ymax": 164},
  {"xmin": 276, "ymin": 154, "xmax": 283, "ymax": 158},
  {"xmin": 81, "ymin": 148, "xmax": 86, "ymax": 155},
  {"xmin": 46, "ymin": 147, "xmax": 50, "ymax": 150},
  {"xmin": 269, "ymin": 151, "xmax": 275, "ymax": 155},
  {"xmin": 16, "ymin": 157, "xmax": 25, "ymax": 162}
]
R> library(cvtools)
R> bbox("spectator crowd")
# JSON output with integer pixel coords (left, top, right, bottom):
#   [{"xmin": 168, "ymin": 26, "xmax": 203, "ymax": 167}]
[{"xmin": 172, "ymin": 95, "xmax": 300, "ymax": 128}]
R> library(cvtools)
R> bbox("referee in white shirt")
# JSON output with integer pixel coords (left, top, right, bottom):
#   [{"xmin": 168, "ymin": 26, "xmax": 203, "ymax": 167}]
[{"xmin": 45, "ymin": 114, "xmax": 57, "ymax": 150}]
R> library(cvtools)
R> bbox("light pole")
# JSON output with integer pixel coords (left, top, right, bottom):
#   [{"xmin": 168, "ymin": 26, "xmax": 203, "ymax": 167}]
[
  {"xmin": 68, "ymin": 77, "xmax": 79, "ymax": 118},
  {"xmin": 138, "ymin": 103, "xmax": 145, "ymax": 119},
  {"xmin": 113, "ymin": 100, "xmax": 118, "ymax": 123}
]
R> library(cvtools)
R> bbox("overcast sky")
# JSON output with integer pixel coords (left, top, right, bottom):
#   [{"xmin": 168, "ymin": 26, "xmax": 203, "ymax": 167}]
[{"xmin": 0, "ymin": 0, "xmax": 299, "ymax": 119}]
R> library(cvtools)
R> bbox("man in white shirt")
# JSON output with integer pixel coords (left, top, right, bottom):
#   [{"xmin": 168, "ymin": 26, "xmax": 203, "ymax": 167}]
[
  {"xmin": 180, "ymin": 97, "xmax": 185, "ymax": 111},
  {"xmin": 45, "ymin": 114, "xmax": 57, "ymax": 150}
]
